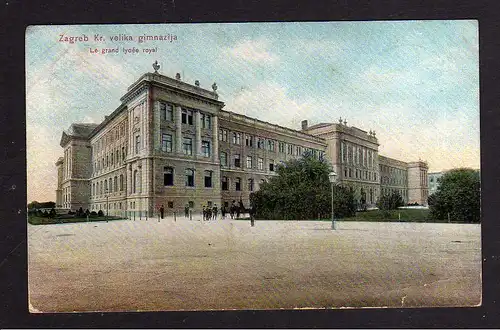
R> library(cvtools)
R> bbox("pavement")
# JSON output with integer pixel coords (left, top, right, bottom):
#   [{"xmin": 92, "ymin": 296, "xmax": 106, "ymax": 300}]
[{"xmin": 28, "ymin": 216, "xmax": 481, "ymax": 312}]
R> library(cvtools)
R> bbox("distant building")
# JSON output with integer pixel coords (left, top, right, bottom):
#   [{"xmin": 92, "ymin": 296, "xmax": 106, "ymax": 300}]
[{"xmin": 55, "ymin": 68, "xmax": 430, "ymax": 216}]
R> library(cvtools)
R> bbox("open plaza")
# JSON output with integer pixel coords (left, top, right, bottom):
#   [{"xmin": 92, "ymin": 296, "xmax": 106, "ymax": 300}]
[{"xmin": 28, "ymin": 217, "xmax": 481, "ymax": 312}]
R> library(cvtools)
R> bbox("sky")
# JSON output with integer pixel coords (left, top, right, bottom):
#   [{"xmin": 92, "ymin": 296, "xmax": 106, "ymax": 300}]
[{"xmin": 25, "ymin": 21, "xmax": 480, "ymax": 203}]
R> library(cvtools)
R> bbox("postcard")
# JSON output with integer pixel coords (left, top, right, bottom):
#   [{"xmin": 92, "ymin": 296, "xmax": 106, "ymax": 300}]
[{"xmin": 26, "ymin": 21, "xmax": 480, "ymax": 312}]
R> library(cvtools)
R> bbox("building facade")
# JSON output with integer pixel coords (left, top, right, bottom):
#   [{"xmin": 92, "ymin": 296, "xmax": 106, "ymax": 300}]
[{"xmin": 55, "ymin": 69, "xmax": 429, "ymax": 217}]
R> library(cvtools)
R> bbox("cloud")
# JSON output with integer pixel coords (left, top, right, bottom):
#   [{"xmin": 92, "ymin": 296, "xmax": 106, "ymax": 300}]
[
  {"xmin": 224, "ymin": 82, "xmax": 314, "ymax": 129},
  {"xmin": 227, "ymin": 39, "xmax": 278, "ymax": 63}
]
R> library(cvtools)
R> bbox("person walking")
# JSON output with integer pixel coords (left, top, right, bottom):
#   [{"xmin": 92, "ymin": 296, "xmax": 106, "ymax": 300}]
[
  {"xmin": 212, "ymin": 204, "xmax": 219, "ymax": 220},
  {"xmin": 185, "ymin": 204, "xmax": 189, "ymax": 218},
  {"xmin": 202, "ymin": 205, "xmax": 207, "ymax": 221},
  {"xmin": 160, "ymin": 204, "xmax": 164, "ymax": 220},
  {"xmin": 206, "ymin": 206, "xmax": 212, "ymax": 221},
  {"xmin": 221, "ymin": 205, "xmax": 226, "ymax": 219},
  {"xmin": 249, "ymin": 203, "xmax": 256, "ymax": 227},
  {"xmin": 230, "ymin": 201, "xmax": 235, "ymax": 219}
]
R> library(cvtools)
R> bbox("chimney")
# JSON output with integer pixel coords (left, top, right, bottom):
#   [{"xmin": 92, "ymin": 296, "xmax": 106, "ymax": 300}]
[{"xmin": 301, "ymin": 120, "xmax": 308, "ymax": 130}]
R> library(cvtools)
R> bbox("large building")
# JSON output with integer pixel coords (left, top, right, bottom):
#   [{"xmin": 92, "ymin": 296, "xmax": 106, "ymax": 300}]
[{"xmin": 55, "ymin": 67, "xmax": 429, "ymax": 217}]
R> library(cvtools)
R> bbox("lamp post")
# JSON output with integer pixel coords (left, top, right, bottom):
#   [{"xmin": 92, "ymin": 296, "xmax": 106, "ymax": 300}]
[
  {"xmin": 329, "ymin": 171, "xmax": 337, "ymax": 230},
  {"xmin": 105, "ymin": 187, "xmax": 109, "ymax": 222}
]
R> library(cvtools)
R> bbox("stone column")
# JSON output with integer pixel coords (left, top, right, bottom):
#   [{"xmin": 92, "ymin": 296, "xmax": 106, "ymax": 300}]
[
  {"xmin": 195, "ymin": 110, "xmax": 202, "ymax": 157},
  {"xmin": 175, "ymin": 105, "xmax": 182, "ymax": 154},
  {"xmin": 212, "ymin": 115, "xmax": 219, "ymax": 163}
]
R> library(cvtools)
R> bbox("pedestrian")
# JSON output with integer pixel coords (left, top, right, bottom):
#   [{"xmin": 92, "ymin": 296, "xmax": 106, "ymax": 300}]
[
  {"xmin": 249, "ymin": 203, "xmax": 256, "ymax": 227},
  {"xmin": 202, "ymin": 205, "xmax": 207, "ymax": 221},
  {"xmin": 236, "ymin": 202, "xmax": 241, "ymax": 219},
  {"xmin": 207, "ymin": 206, "xmax": 212, "ymax": 221},
  {"xmin": 212, "ymin": 204, "xmax": 218, "ymax": 220},
  {"xmin": 160, "ymin": 204, "xmax": 164, "ymax": 219},
  {"xmin": 221, "ymin": 205, "xmax": 226, "ymax": 219},
  {"xmin": 185, "ymin": 204, "xmax": 189, "ymax": 218},
  {"xmin": 230, "ymin": 202, "xmax": 235, "ymax": 219}
]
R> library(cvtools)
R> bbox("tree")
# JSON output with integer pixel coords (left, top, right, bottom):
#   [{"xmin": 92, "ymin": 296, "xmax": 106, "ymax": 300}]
[
  {"xmin": 428, "ymin": 168, "xmax": 480, "ymax": 223},
  {"xmin": 250, "ymin": 153, "xmax": 356, "ymax": 220},
  {"xmin": 377, "ymin": 191, "xmax": 404, "ymax": 210}
]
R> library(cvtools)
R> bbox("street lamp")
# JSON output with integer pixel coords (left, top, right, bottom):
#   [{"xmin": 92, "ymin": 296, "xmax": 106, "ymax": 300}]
[
  {"xmin": 105, "ymin": 187, "xmax": 109, "ymax": 222},
  {"xmin": 329, "ymin": 171, "xmax": 337, "ymax": 230}
]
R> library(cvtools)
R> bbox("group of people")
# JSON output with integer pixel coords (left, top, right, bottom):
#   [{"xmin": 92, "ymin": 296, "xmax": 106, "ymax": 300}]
[
  {"xmin": 157, "ymin": 200, "xmax": 256, "ymax": 224},
  {"xmin": 202, "ymin": 204, "xmax": 219, "ymax": 221}
]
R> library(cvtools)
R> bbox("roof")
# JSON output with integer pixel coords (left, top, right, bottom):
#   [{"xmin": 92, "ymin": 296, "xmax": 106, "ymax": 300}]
[
  {"xmin": 303, "ymin": 122, "xmax": 333, "ymax": 130},
  {"xmin": 65, "ymin": 123, "xmax": 99, "ymax": 138}
]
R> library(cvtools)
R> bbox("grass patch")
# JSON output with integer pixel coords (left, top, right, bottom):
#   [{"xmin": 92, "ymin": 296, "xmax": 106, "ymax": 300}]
[{"xmin": 28, "ymin": 216, "xmax": 127, "ymax": 225}]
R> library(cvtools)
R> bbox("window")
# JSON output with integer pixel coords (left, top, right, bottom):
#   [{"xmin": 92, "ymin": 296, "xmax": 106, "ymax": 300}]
[
  {"xmin": 258, "ymin": 158, "xmax": 264, "ymax": 170},
  {"xmin": 246, "ymin": 156, "xmax": 252, "ymax": 169},
  {"xmin": 248, "ymin": 179, "xmax": 254, "ymax": 191},
  {"xmin": 278, "ymin": 142, "xmax": 285, "ymax": 153},
  {"xmin": 122, "ymin": 147, "xmax": 126, "ymax": 162},
  {"xmin": 201, "ymin": 113, "xmax": 211, "ymax": 129},
  {"xmin": 287, "ymin": 144, "xmax": 293, "ymax": 155},
  {"xmin": 135, "ymin": 135, "xmax": 140, "ymax": 154},
  {"xmin": 164, "ymin": 167, "xmax": 174, "ymax": 186},
  {"xmin": 269, "ymin": 160, "xmax": 274, "ymax": 172},
  {"xmin": 234, "ymin": 154, "xmax": 241, "ymax": 167},
  {"xmin": 185, "ymin": 169, "xmax": 194, "ymax": 187},
  {"xmin": 114, "ymin": 176, "xmax": 118, "ymax": 192},
  {"xmin": 219, "ymin": 129, "xmax": 228, "ymax": 142},
  {"xmin": 133, "ymin": 170, "xmax": 138, "ymax": 193},
  {"xmin": 106, "ymin": 155, "xmax": 109, "ymax": 167},
  {"xmin": 202, "ymin": 140, "xmax": 211, "ymax": 157},
  {"xmin": 257, "ymin": 138, "xmax": 265, "ymax": 149},
  {"xmin": 111, "ymin": 153, "xmax": 114, "ymax": 166},
  {"xmin": 235, "ymin": 177, "xmax": 241, "ymax": 191},
  {"xmin": 182, "ymin": 109, "xmax": 194, "ymax": 125},
  {"xmin": 120, "ymin": 174, "xmax": 124, "ymax": 191},
  {"xmin": 92, "ymin": 183, "xmax": 95, "ymax": 196},
  {"xmin": 160, "ymin": 102, "xmax": 174, "ymax": 121},
  {"xmin": 245, "ymin": 135, "xmax": 253, "ymax": 147},
  {"xmin": 204, "ymin": 170, "xmax": 212, "ymax": 188},
  {"xmin": 220, "ymin": 151, "xmax": 227, "ymax": 166},
  {"xmin": 183, "ymin": 137, "xmax": 193, "ymax": 155},
  {"xmin": 267, "ymin": 140, "xmax": 275, "ymax": 152},
  {"xmin": 162, "ymin": 134, "xmax": 172, "ymax": 152},
  {"xmin": 349, "ymin": 168, "xmax": 352, "ymax": 178},
  {"xmin": 104, "ymin": 179, "xmax": 108, "ymax": 193},
  {"xmin": 232, "ymin": 132, "xmax": 241, "ymax": 145},
  {"xmin": 221, "ymin": 176, "xmax": 228, "ymax": 190}
]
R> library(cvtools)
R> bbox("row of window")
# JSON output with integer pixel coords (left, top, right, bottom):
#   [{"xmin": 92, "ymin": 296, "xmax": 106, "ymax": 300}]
[
  {"xmin": 94, "ymin": 146, "xmax": 127, "ymax": 173},
  {"xmin": 218, "ymin": 128, "xmax": 323, "ymax": 158},
  {"xmin": 92, "ymin": 174, "xmax": 125, "ymax": 196},
  {"xmin": 159, "ymin": 102, "xmax": 212, "ymax": 129},
  {"xmin": 344, "ymin": 167, "xmax": 378, "ymax": 182},
  {"xmin": 341, "ymin": 142, "xmax": 375, "ymax": 169},
  {"xmin": 219, "ymin": 152, "xmax": 276, "ymax": 171},
  {"xmin": 160, "ymin": 133, "xmax": 212, "ymax": 157},
  {"xmin": 163, "ymin": 166, "xmax": 264, "ymax": 191},
  {"xmin": 93, "ymin": 121, "xmax": 127, "ymax": 155}
]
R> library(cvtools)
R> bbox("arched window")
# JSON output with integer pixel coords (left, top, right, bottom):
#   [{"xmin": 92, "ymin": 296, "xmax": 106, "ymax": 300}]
[
  {"xmin": 120, "ymin": 174, "xmax": 124, "ymax": 191},
  {"xmin": 221, "ymin": 176, "xmax": 228, "ymax": 190},
  {"xmin": 185, "ymin": 169, "xmax": 194, "ymax": 187},
  {"xmin": 114, "ymin": 176, "xmax": 118, "ymax": 192},
  {"xmin": 133, "ymin": 170, "xmax": 138, "ymax": 193},
  {"xmin": 164, "ymin": 167, "xmax": 174, "ymax": 186},
  {"xmin": 104, "ymin": 179, "xmax": 108, "ymax": 193},
  {"xmin": 204, "ymin": 170, "xmax": 212, "ymax": 188}
]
